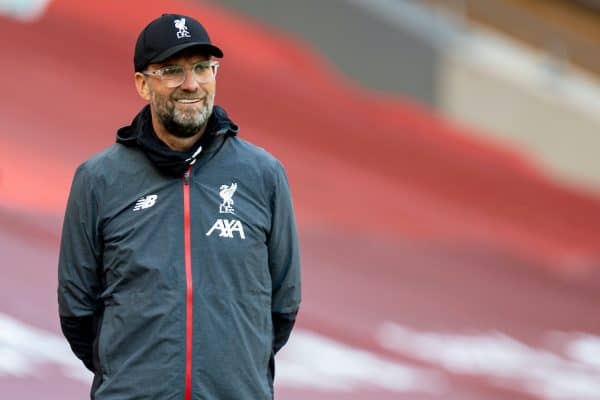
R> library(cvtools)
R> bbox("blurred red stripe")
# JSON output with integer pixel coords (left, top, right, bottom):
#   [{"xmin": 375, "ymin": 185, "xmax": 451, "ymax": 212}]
[{"xmin": 1, "ymin": 0, "xmax": 599, "ymax": 271}]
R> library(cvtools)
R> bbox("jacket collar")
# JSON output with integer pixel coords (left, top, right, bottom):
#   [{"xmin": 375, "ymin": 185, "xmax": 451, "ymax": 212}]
[{"xmin": 116, "ymin": 105, "xmax": 239, "ymax": 177}]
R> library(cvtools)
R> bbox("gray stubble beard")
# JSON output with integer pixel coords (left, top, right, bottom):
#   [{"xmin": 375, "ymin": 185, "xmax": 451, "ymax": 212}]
[{"xmin": 152, "ymin": 89, "xmax": 215, "ymax": 138}]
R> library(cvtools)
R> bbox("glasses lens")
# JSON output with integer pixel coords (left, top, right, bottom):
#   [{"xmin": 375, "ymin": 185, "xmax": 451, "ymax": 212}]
[
  {"xmin": 161, "ymin": 66, "xmax": 185, "ymax": 87},
  {"xmin": 192, "ymin": 61, "xmax": 218, "ymax": 83},
  {"xmin": 153, "ymin": 62, "xmax": 219, "ymax": 87}
]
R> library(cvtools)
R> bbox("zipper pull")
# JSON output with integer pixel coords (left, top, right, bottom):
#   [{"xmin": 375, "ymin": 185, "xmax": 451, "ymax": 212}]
[
  {"xmin": 183, "ymin": 166, "xmax": 192, "ymax": 185},
  {"xmin": 185, "ymin": 146, "xmax": 202, "ymax": 166}
]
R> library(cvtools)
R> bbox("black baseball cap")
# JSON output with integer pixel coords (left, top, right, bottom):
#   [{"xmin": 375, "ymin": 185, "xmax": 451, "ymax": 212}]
[{"xmin": 134, "ymin": 13, "xmax": 223, "ymax": 72}]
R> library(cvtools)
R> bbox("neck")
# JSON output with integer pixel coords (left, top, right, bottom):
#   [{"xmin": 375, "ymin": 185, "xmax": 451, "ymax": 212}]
[{"xmin": 150, "ymin": 112, "xmax": 207, "ymax": 152}]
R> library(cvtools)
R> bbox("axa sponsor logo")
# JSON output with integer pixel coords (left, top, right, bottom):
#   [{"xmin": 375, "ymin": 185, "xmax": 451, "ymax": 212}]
[
  {"xmin": 206, "ymin": 182, "xmax": 245, "ymax": 239},
  {"xmin": 133, "ymin": 194, "xmax": 157, "ymax": 211},
  {"xmin": 206, "ymin": 219, "xmax": 246, "ymax": 239}
]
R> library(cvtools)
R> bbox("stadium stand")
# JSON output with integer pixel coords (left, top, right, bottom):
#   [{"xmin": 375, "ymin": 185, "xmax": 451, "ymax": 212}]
[{"xmin": 426, "ymin": 0, "xmax": 600, "ymax": 75}]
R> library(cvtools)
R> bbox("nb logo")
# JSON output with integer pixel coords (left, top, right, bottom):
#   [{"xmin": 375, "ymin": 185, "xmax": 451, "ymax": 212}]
[
  {"xmin": 174, "ymin": 18, "xmax": 191, "ymax": 39},
  {"xmin": 133, "ymin": 195, "xmax": 157, "ymax": 211},
  {"xmin": 206, "ymin": 219, "xmax": 246, "ymax": 239}
]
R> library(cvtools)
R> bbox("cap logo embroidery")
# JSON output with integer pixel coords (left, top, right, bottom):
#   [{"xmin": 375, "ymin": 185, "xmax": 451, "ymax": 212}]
[{"xmin": 174, "ymin": 18, "xmax": 191, "ymax": 39}]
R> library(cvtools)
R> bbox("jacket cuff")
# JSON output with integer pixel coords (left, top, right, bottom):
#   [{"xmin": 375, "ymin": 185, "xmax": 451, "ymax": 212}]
[
  {"xmin": 60, "ymin": 315, "xmax": 96, "ymax": 372},
  {"xmin": 272, "ymin": 311, "xmax": 298, "ymax": 354}
]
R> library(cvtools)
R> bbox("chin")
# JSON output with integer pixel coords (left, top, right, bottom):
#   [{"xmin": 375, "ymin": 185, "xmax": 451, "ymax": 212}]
[{"xmin": 177, "ymin": 115, "xmax": 205, "ymax": 128}]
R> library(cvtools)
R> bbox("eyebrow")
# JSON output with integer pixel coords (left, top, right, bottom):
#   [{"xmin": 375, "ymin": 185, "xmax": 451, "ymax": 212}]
[
  {"xmin": 156, "ymin": 62, "xmax": 178, "ymax": 68},
  {"xmin": 157, "ymin": 59, "xmax": 212, "ymax": 68}
]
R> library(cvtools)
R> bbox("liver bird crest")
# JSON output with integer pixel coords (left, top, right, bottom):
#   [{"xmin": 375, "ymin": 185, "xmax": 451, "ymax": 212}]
[
  {"xmin": 219, "ymin": 183, "xmax": 237, "ymax": 214},
  {"xmin": 174, "ymin": 18, "xmax": 186, "ymax": 31},
  {"xmin": 174, "ymin": 18, "xmax": 190, "ymax": 39}
]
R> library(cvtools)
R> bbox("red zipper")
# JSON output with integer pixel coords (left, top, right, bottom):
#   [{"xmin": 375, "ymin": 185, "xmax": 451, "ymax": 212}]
[{"xmin": 183, "ymin": 166, "xmax": 193, "ymax": 400}]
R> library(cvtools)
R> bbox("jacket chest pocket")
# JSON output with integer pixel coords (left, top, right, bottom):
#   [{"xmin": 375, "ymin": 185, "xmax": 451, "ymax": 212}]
[{"xmin": 198, "ymin": 235, "xmax": 271, "ymax": 296}]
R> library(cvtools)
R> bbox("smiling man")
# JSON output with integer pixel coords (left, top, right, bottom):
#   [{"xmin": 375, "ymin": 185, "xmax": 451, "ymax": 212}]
[
  {"xmin": 58, "ymin": 14, "xmax": 301, "ymax": 400},
  {"xmin": 138, "ymin": 49, "xmax": 218, "ymax": 149}
]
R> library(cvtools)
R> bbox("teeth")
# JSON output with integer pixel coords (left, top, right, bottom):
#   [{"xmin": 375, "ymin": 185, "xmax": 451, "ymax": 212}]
[{"xmin": 177, "ymin": 99, "xmax": 200, "ymax": 103}]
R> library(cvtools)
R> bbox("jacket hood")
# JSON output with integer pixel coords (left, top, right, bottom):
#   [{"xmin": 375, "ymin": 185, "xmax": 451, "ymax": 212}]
[{"xmin": 116, "ymin": 105, "xmax": 239, "ymax": 177}]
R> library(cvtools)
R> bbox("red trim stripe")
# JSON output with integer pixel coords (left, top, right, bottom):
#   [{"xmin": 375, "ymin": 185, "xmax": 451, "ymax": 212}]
[{"xmin": 183, "ymin": 169, "xmax": 193, "ymax": 400}]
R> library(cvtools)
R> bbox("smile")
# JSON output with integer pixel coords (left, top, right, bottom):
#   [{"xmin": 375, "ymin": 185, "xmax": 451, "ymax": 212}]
[{"xmin": 176, "ymin": 99, "xmax": 202, "ymax": 104}]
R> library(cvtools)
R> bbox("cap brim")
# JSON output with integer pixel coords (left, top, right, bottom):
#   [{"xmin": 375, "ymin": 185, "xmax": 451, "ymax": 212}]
[{"xmin": 150, "ymin": 42, "xmax": 224, "ymax": 64}]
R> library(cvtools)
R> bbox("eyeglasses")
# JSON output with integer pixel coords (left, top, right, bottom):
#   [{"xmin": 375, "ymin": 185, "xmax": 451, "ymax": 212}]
[{"xmin": 143, "ymin": 60, "xmax": 220, "ymax": 87}]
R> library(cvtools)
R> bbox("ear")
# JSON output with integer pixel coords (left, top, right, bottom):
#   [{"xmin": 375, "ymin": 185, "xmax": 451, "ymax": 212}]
[{"xmin": 134, "ymin": 72, "xmax": 151, "ymax": 101}]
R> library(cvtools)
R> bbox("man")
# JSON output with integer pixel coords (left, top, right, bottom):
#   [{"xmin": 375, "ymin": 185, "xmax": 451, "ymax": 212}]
[{"xmin": 58, "ymin": 13, "xmax": 301, "ymax": 400}]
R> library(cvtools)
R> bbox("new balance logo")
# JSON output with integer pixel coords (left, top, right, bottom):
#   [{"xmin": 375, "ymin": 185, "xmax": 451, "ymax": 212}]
[
  {"xmin": 206, "ymin": 219, "xmax": 246, "ymax": 239},
  {"xmin": 133, "ymin": 195, "xmax": 158, "ymax": 211}
]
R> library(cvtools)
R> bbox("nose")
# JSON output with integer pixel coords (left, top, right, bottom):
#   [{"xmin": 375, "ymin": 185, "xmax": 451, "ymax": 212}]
[{"xmin": 179, "ymin": 68, "xmax": 200, "ymax": 91}]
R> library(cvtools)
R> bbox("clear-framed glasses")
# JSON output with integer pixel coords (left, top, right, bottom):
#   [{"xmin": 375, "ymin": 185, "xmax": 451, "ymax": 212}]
[{"xmin": 143, "ymin": 60, "xmax": 220, "ymax": 88}]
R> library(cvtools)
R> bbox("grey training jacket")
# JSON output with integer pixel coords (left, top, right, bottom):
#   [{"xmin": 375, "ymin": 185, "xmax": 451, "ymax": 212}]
[{"xmin": 58, "ymin": 106, "xmax": 301, "ymax": 400}]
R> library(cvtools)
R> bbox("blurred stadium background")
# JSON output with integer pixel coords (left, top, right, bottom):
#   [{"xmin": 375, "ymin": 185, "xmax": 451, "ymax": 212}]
[{"xmin": 1, "ymin": 0, "xmax": 600, "ymax": 399}]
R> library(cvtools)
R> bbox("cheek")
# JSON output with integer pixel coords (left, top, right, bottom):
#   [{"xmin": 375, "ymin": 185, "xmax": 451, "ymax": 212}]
[
  {"xmin": 151, "ymin": 92, "xmax": 173, "ymax": 110},
  {"xmin": 203, "ymin": 82, "xmax": 216, "ymax": 97}
]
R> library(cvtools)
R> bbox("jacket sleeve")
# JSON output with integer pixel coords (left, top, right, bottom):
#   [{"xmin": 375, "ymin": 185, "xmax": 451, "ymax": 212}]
[
  {"xmin": 57, "ymin": 164, "xmax": 103, "ymax": 371},
  {"xmin": 268, "ymin": 161, "xmax": 301, "ymax": 354}
]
